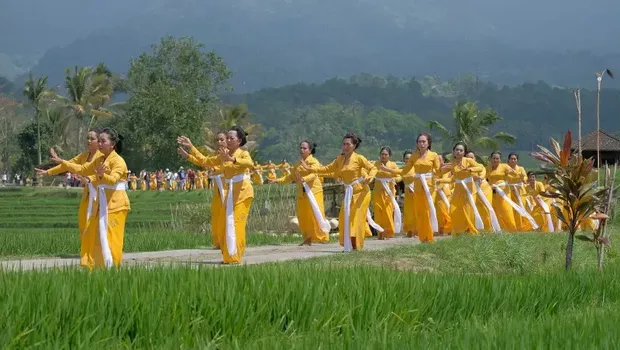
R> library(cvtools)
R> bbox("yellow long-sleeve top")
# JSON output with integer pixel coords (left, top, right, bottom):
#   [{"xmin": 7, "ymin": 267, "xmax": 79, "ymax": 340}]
[
  {"xmin": 275, "ymin": 155, "xmax": 323, "ymax": 196},
  {"xmin": 278, "ymin": 162, "xmax": 291, "ymax": 173},
  {"xmin": 46, "ymin": 150, "xmax": 102, "ymax": 176},
  {"xmin": 394, "ymin": 150, "xmax": 441, "ymax": 185},
  {"xmin": 313, "ymin": 152, "xmax": 377, "ymax": 191},
  {"xmin": 187, "ymin": 146, "xmax": 254, "ymax": 203},
  {"xmin": 253, "ymin": 164, "xmax": 263, "ymax": 174},
  {"xmin": 373, "ymin": 160, "xmax": 399, "ymax": 193},
  {"xmin": 506, "ymin": 165, "xmax": 528, "ymax": 194},
  {"xmin": 526, "ymin": 181, "xmax": 546, "ymax": 198},
  {"xmin": 486, "ymin": 163, "xmax": 513, "ymax": 186},
  {"xmin": 60, "ymin": 151, "xmax": 131, "ymax": 214},
  {"xmin": 443, "ymin": 158, "xmax": 484, "ymax": 182}
]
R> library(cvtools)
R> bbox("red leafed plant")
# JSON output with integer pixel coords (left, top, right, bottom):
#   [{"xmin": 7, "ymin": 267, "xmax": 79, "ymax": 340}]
[{"xmin": 530, "ymin": 130, "xmax": 607, "ymax": 270}]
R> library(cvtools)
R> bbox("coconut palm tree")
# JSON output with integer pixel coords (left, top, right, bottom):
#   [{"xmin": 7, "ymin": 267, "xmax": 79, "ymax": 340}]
[
  {"xmin": 429, "ymin": 101, "xmax": 516, "ymax": 159},
  {"xmin": 22, "ymin": 74, "xmax": 51, "ymax": 165},
  {"xmin": 203, "ymin": 104, "xmax": 261, "ymax": 154}
]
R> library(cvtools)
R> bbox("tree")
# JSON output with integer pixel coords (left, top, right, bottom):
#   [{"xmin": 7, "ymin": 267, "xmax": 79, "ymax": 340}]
[
  {"xmin": 203, "ymin": 104, "xmax": 261, "ymax": 155},
  {"xmin": 14, "ymin": 121, "xmax": 53, "ymax": 174},
  {"xmin": 429, "ymin": 101, "xmax": 516, "ymax": 157},
  {"xmin": 0, "ymin": 96, "xmax": 21, "ymax": 172},
  {"xmin": 530, "ymin": 130, "xmax": 607, "ymax": 270},
  {"xmin": 124, "ymin": 36, "xmax": 232, "ymax": 169},
  {"xmin": 22, "ymin": 74, "xmax": 52, "ymax": 166},
  {"xmin": 64, "ymin": 64, "xmax": 116, "ymax": 153}
]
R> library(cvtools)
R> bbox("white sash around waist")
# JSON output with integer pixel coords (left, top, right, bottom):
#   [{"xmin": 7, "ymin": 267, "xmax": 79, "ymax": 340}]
[
  {"xmin": 455, "ymin": 177, "xmax": 484, "ymax": 230},
  {"xmin": 342, "ymin": 177, "xmax": 363, "ymax": 252},
  {"xmin": 492, "ymin": 182, "xmax": 539, "ymax": 229},
  {"xmin": 97, "ymin": 181, "xmax": 127, "ymax": 268},
  {"xmin": 86, "ymin": 182, "xmax": 97, "ymax": 229},
  {"xmin": 224, "ymin": 174, "xmax": 250, "ymax": 257},
  {"xmin": 508, "ymin": 182, "xmax": 526, "ymax": 210},
  {"xmin": 533, "ymin": 196, "xmax": 555, "ymax": 232},
  {"xmin": 301, "ymin": 182, "xmax": 331, "ymax": 234},
  {"xmin": 415, "ymin": 173, "xmax": 438, "ymax": 232},
  {"xmin": 376, "ymin": 177, "xmax": 402, "ymax": 233},
  {"xmin": 406, "ymin": 183, "xmax": 414, "ymax": 192},
  {"xmin": 253, "ymin": 170, "xmax": 264, "ymax": 184},
  {"xmin": 437, "ymin": 184, "xmax": 451, "ymax": 210},
  {"xmin": 551, "ymin": 199, "xmax": 562, "ymax": 230},
  {"xmin": 209, "ymin": 174, "xmax": 225, "ymax": 204},
  {"xmin": 474, "ymin": 179, "xmax": 501, "ymax": 232}
]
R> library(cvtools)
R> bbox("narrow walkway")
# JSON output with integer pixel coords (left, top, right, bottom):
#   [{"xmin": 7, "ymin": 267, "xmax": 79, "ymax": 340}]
[{"xmin": 0, "ymin": 236, "xmax": 432, "ymax": 271}]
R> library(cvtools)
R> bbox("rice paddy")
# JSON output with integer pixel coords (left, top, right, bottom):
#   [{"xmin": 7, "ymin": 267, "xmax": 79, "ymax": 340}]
[{"xmin": 1, "ymin": 187, "xmax": 619, "ymax": 348}]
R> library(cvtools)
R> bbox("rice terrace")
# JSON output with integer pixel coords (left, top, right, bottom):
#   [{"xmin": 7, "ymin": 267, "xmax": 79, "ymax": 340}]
[{"xmin": 3, "ymin": 1, "xmax": 620, "ymax": 348}]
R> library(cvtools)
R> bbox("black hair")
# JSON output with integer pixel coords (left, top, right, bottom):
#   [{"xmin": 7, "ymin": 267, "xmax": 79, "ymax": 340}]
[
  {"xmin": 300, "ymin": 140, "xmax": 317, "ymax": 155},
  {"xmin": 452, "ymin": 142, "xmax": 468, "ymax": 153},
  {"xmin": 380, "ymin": 146, "xmax": 392, "ymax": 156},
  {"xmin": 87, "ymin": 127, "xmax": 101, "ymax": 134},
  {"xmin": 343, "ymin": 132, "xmax": 362, "ymax": 150},
  {"xmin": 402, "ymin": 149, "xmax": 413, "ymax": 160},
  {"xmin": 229, "ymin": 125, "xmax": 247, "ymax": 146},
  {"xmin": 508, "ymin": 152, "xmax": 519, "ymax": 160},
  {"xmin": 416, "ymin": 132, "xmax": 432, "ymax": 150},
  {"xmin": 527, "ymin": 171, "xmax": 536, "ymax": 177},
  {"xmin": 99, "ymin": 127, "xmax": 123, "ymax": 154},
  {"xmin": 490, "ymin": 150, "xmax": 502, "ymax": 159}
]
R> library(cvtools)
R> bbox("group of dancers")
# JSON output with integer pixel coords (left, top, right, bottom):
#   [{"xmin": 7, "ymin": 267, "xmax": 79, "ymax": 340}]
[{"xmin": 34, "ymin": 126, "xmax": 598, "ymax": 268}]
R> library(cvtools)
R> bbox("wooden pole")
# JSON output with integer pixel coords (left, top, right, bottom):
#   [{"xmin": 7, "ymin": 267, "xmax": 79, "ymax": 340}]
[
  {"xmin": 596, "ymin": 74, "xmax": 602, "ymax": 185},
  {"xmin": 573, "ymin": 89, "xmax": 582, "ymax": 155}
]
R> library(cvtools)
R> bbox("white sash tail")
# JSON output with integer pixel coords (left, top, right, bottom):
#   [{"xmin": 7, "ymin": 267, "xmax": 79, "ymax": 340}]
[
  {"xmin": 474, "ymin": 179, "xmax": 501, "ymax": 232},
  {"xmin": 254, "ymin": 170, "xmax": 264, "ymax": 184},
  {"xmin": 437, "ymin": 184, "xmax": 451, "ymax": 211},
  {"xmin": 415, "ymin": 173, "xmax": 438, "ymax": 232},
  {"xmin": 301, "ymin": 182, "xmax": 331, "ymax": 233},
  {"xmin": 533, "ymin": 196, "xmax": 555, "ymax": 232},
  {"xmin": 406, "ymin": 183, "xmax": 414, "ymax": 193},
  {"xmin": 551, "ymin": 199, "xmax": 562, "ymax": 231},
  {"xmin": 492, "ymin": 182, "xmax": 539, "ymax": 229},
  {"xmin": 455, "ymin": 177, "xmax": 484, "ymax": 230},
  {"xmin": 209, "ymin": 174, "xmax": 225, "ymax": 204},
  {"xmin": 85, "ymin": 182, "xmax": 97, "ymax": 228},
  {"xmin": 525, "ymin": 196, "xmax": 534, "ymax": 212},
  {"xmin": 367, "ymin": 209, "xmax": 384, "ymax": 233},
  {"xmin": 97, "ymin": 181, "xmax": 127, "ymax": 268},
  {"xmin": 342, "ymin": 177, "xmax": 363, "ymax": 252},
  {"xmin": 376, "ymin": 177, "xmax": 402, "ymax": 233},
  {"xmin": 508, "ymin": 182, "xmax": 527, "ymax": 212},
  {"xmin": 224, "ymin": 174, "xmax": 250, "ymax": 257}
]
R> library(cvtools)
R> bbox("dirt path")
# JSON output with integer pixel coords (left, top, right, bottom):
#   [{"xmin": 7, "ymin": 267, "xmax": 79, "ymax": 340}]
[{"xmin": 0, "ymin": 236, "xmax": 428, "ymax": 271}]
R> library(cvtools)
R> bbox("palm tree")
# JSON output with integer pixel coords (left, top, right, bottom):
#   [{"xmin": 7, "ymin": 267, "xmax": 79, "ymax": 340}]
[
  {"xmin": 22, "ymin": 74, "xmax": 51, "ymax": 165},
  {"xmin": 203, "ymin": 104, "xmax": 261, "ymax": 154},
  {"xmin": 64, "ymin": 65, "xmax": 116, "ymax": 153},
  {"xmin": 45, "ymin": 105, "xmax": 72, "ymax": 152},
  {"xmin": 429, "ymin": 101, "xmax": 516, "ymax": 159}
]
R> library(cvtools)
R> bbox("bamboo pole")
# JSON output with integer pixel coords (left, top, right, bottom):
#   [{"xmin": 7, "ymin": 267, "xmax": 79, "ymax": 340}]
[{"xmin": 573, "ymin": 89, "xmax": 582, "ymax": 155}]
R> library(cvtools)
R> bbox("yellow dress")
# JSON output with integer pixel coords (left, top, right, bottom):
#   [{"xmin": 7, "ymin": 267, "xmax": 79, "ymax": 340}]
[
  {"xmin": 185, "ymin": 166, "xmax": 224, "ymax": 249},
  {"xmin": 487, "ymin": 164, "xmax": 518, "ymax": 232},
  {"xmin": 61, "ymin": 151, "xmax": 131, "ymax": 268},
  {"xmin": 435, "ymin": 171, "xmax": 453, "ymax": 234},
  {"xmin": 401, "ymin": 165, "xmax": 417, "ymax": 236},
  {"xmin": 372, "ymin": 160, "xmax": 401, "ymax": 238},
  {"xmin": 395, "ymin": 150, "xmax": 441, "ymax": 242},
  {"xmin": 129, "ymin": 174, "xmax": 138, "ymax": 190},
  {"xmin": 506, "ymin": 165, "xmax": 532, "ymax": 231},
  {"xmin": 187, "ymin": 146, "xmax": 254, "ymax": 264},
  {"xmin": 275, "ymin": 155, "xmax": 329, "ymax": 243},
  {"xmin": 313, "ymin": 153, "xmax": 376, "ymax": 250},
  {"xmin": 195, "ymin": 171, "xmax": 204, "ymax": 190},
  {"xmin": 445, "ymin": 158, "xmax": 484, "ymax": 235},
  {"xmin": 279, "ymin": 162, "xmax": 291, "ymax": 177},
  {"xmin": 252, "ymin": 165, "xmax": 264, "ymax": 185},
  {"xmin": 526, "ymin": 181, "xmax": 554, "ymax": 232},
  {"xmin": 46, "ymin": 150, "xmax": 102, "ymax": 262},
  {"xmin": 471, "ymin": 165, "xmax": 497, "ymax": 232},
  {"xmin": 149, "ymin": 174, "xmax": 157, "ymax": 190}
]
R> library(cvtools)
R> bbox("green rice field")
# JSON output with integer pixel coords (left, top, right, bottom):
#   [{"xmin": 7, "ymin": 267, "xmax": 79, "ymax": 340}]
[{"xmin": 0, "ymin": 185, "xmax": 332, "ymax": 258}]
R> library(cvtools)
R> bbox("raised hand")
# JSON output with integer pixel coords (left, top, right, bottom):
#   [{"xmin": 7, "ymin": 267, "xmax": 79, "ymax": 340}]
[
  {"xmin": 295, "ymin": 172, "xmax": 303, "ymax": 184},
  {"xmin": 380, "ymin": 164, "xmax": 394, "ymax": 173},
  {"xmin": 34, "ymin": 168, "xmax": 47, "ymax": 177},
  {"xmin": 95, "ymin": 165, "xmax": 107, "ymax": 178},
  {"xmin": 300, "ymin": 159, "xmax": 310, "ymax": 170},
  {"xmin": 177, "ymin": 136, "xmax": 193, "ymax": 148},
  {"xmin": 218, "ymin": 147, "xmax": 234, "ymax": 162},
  {"xmin": 49, "ymin": 148, "xmax": 63, "ymax": 164}
]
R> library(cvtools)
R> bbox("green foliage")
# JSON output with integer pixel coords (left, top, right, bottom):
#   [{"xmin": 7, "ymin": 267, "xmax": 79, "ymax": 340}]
[
  {"xmin": 122, "ymin": 36, "xmax": 232, "ymax": 169},
  {"xmin": 14, "ymin": 121, "xmax": 53, "ymax": 172}
]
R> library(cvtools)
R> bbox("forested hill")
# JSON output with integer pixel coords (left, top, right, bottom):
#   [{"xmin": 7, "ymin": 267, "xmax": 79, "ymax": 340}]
[{"xmin": 225, "ymin": 74, "xmax": 620, "ymax": 162}]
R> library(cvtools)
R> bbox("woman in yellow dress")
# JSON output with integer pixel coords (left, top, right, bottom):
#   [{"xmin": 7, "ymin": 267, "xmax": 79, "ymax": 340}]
[
  {"xmin": 302, "ymin": 132, "xmax": 376, "ymax": 251},
  {"xmin": 279, "ymin": 159, "xmax": 291, "ymax": 176},
  {"xmin": 264, "ymin": 160, "xmax": 278, "ymax": 181},
  {"xmin": 252, "ymin": 161, "xmax": 264, "ymax": 185},
  {"xmin": 373, "ymin": 146, "xmax": 401, "ymax": 239},
  {"xmin": 36, "ymin": 128, "xmax": 102, "ymax": 263},
  {"xmin": 466, "ymin": 151, "xmax": 501, "ymax": 232},
  {"xmin": 46, "ymin": 127, "xmax": 130, "ymax": 268},
  {"xmin": 401, "ymin": 150, "xmax": 417, "ymax": 237},
  {"xmin": 177, "ymin": 126, "xmax": 254, "ymax": 264},
  {"xmin": 270, "ymin": 140, "xmax": 330, "ymax": 245},
  {"xmin": 390, "ymin": 133, "xmax": 440, "ymax": 242},
  {"xmin": 435, "ymin": 155, "xmax": 453, "ymax": 235},
  {"xmin": 441, "ymin": 143, "xmax": 484, "ymax": 235},
  {"xmin": 129, "ymin": 171, "xmax": 138, "ymax": 190},
  {"xmin": 506, "ymin": 153, "xmax": 537, "ymax": 231},
  {"xmin": 526, "ymin": 171, "xmax": 554, "ymax": 232}
]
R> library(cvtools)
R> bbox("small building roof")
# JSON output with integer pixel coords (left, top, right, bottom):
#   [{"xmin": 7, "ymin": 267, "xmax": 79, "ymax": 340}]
[{"xmin": 574, "ymin": 130, "xmax": 620, "ymax": 152}]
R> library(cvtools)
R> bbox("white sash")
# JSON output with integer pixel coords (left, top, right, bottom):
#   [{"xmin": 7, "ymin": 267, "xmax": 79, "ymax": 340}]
[
  {"xmin": 437, "ymin": 184, "xmax": 451, "ymax": 210},
  {"xmin": 474, "ymin": 179, "xmax": 501, "ymax": 232},
  {"xmin": 342, "ymin": 177, "xmax": 363, "ymax": 252},
  {"xmin": 254, "ymin": 170, "xmax": 264, "ymax": 184},
  {"xmin": 97, "ymin": 181, "xmax": 127, "ymax": 268},
  {"xmin": 301, "ymin": 182, "xmax": 331, "ymax": 233},
  {"xmin": 455, "ymin": 177, "xmax": 484, "ymax": 230},
  {"xmin": 406, "ymin": 183, "xmax": 414, "ymax": 192},
  {"xmin": 551, "ymin": 199, "xmax": 562, "ymax": 231},
  {"xmin": 86, "ymin": 182, "xmax": 97, "ymax": 225},
  {"xmin": 209, "ymin": 174, "xmax": 225, "ymax": 204},
  {"xmin": 525, "ymin": 196, "xmax": 534, "ymax": 212},
  {"xmin": 376, "ymin": 177, "xmax": 402, "ymax": 233},
  {"xmin": 415, "ymin": 173, "xmax": 438, "ymax": 232},
  {"xmin": 534, "ymin": 196, "xmax": 555, "ymax": 232},
  {"xmin": 224, "ymin": 174, "xmax": 250, "ymax": 257},
  {"xmin": 509, "ymin": 182, "xmax": 527, "ymax": 211},
  {"xmin": 492, "ymin": 182, "xmax": 539, "ymax": 229},
  {"xmin": 367, "ymin": 209, "xmax": 384, "ymax": 233}
]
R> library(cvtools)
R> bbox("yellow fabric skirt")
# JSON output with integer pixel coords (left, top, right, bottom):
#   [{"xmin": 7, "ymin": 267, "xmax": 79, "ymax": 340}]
[
  {"xmin": 219, "ymin": 198, "xmax": 253, "ymax": 264},
  {"xmin": 81, "ymin": 209, "xmax": 128, "ymax": 269},
  {"xmin": 298, "ymin": 191, "xmax": 329, "ymax": 243},
  {"xmin": 372, "ymin": 189, "xmax": 395, "ymax": 237},
  {"xmin": 338, "ymin": 188, "xmax": 371, "ymax": 249}
]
